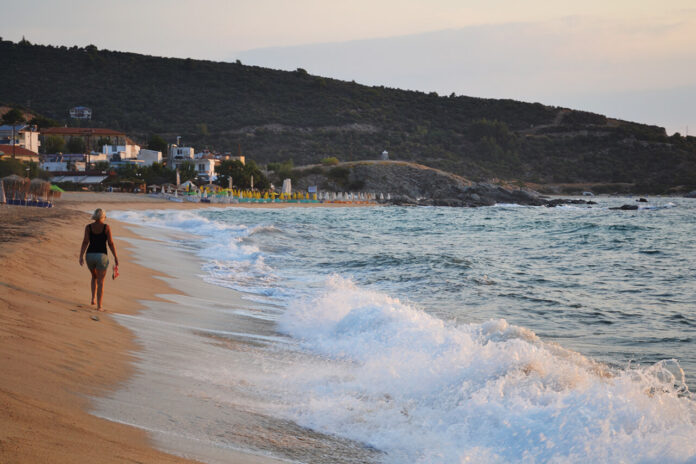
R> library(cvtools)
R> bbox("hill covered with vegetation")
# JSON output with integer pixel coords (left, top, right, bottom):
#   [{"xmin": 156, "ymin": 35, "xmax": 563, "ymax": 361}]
[{"xmin": 2, "ymin": 38, "xmax": 695, "ymax": 192}]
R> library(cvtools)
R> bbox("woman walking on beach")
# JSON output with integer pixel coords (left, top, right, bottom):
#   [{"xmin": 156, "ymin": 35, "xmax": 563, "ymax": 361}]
[{"xmin": 79, "ymin": 208, "xmax": 119, "ymax": 311}]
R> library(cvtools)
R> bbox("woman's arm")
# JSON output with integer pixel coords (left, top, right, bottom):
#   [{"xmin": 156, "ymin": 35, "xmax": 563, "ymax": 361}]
[
  {"xmin": 105, "ymin": 225, "xmax": 119, "ymax": 266},
  {"xmin": 79, "ymin": 225, "xmax": 90, "ymax": 266}
]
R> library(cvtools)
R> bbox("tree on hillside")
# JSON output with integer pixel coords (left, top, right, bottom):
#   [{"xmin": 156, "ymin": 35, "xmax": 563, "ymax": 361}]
[
  {"xmin": 178, "ymin": 161, "xmax": 197, "ymax": 183},
  {"xmin": 267, "ymin": 159, "xmax": 294, "ymax": 184},
  {"xmin": 66, "ymin": 137, "xmax": 86, "ymax": 153},
  {"xmin": 147, "ymin": 134, "xmax": 168, "ymax": 154},
  {"xmin": 0, "ymin": 158, "xmax": 25, "ymax": 177},
  {"xmin": 216, "ymin": 159, "xmax": 268, "ymax": 189},
  {"xmin": 141, "ymin": 162, "xmax": 175, "ymax": 185},
  {"xmin": 215, "ymin": 159, "xmax": 245, "ymax": 188},
  {"xmin": 244, "ymin": 160, "xmax": 269, "ymax": 189},
  {"xmin": 1, "ymin": 108, "xmax": 25, "ymax": 158},
  {"xmin": 94, "ymin": 161, "xmax": 111, "ymax": 172},
  {"xmin": 1, "ymin": 108, "xmax": 25, "ymax": 125},
  {"xmin": 96, "ymin": 136, "xmax": 112, "ymax": 149},
  {"xmin": 43, "ymin": 135, "xmax": 65, "ymax": 154},
  {"xmin": 28, "ymin": 115, "xmax": 59, "ymax": 129}
]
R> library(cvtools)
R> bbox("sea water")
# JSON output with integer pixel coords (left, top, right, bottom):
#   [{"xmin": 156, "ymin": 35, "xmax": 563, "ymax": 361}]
[{"xmin": 108, "ymin": 197, "xmax": 696, "ymax": 463}]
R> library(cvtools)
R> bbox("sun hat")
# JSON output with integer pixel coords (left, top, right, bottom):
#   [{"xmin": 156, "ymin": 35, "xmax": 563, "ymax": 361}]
[{"xmin": 92, "ymin": 208, "xmax": 106, "ymax": 220}]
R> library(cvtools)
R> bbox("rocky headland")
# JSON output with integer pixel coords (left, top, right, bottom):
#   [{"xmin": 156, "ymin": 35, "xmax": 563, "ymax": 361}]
[{"xmin": 291, "ymin": 160, "xmax": 592, "ymax": 207}]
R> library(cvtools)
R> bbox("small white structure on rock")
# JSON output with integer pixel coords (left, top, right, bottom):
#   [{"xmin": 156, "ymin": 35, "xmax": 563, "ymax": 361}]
[{"xmin": 380, "ymin": 150, "xmax": 389, "ymax": 160}]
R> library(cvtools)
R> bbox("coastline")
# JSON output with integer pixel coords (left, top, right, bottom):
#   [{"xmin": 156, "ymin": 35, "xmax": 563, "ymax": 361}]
[{"xmin": 0, "ymin": 195, "xmax": 293, "ymax": 463}]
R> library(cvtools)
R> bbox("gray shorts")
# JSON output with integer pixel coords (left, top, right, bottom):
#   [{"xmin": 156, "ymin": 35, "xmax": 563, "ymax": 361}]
[{"xmin": 86, "ymin": 253, "xmax": 109, "ymax": 271}]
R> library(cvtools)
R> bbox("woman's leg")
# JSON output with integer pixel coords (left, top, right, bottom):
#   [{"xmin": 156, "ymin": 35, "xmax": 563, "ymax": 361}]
[
  {"xmin": 90, "ymin": 268, "xmax": 98, "ymax": 305},
  {"xmin": 95, "ymin": 268, "xmax": 107, "ymax": 310}
]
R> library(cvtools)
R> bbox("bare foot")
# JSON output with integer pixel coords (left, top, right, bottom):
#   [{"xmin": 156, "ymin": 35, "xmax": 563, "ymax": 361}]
[
  {"xmin": 97, "ymin": 307, "xmax": 105, "ymax": 312},
  {"xmin": 91, "ymin": 300, "xmax": 96, "ymax": 305}
]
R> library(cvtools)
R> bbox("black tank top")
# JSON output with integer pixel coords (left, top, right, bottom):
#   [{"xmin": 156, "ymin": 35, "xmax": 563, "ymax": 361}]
[{"xmin": 86, "ymin": 223, "xmax": 108, "ymax": 254}]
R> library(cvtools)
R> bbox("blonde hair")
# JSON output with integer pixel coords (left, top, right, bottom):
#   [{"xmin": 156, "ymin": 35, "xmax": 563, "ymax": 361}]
[{"xmin": 92, "ymin": 208, "xmax": 106, "ymax": 220}]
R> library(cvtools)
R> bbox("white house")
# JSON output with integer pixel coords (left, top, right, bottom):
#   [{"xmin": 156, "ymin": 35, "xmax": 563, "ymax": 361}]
[
  {"xmin": 41, "ymin": 161, "xmax": 69, "ymax": 172},
  {"xmin": 171, "ymin": 155, "xmax": 215, "ymax": 180},
  {"xmin": 0, "ymin": 125, "xmax": 41, "ymax": 152},
  {"xmin": 102, "ymin": 143, "xmax": 141, "ymax": 160},
  {"xmin": 195, "ymin": 157, "xmax": 216, "ymax": 180},
  {"xmin": 69, "ymin": 106, "xmax": 92, "ymax": 119},
  {"xmin": 41, "ymin": 160, "xmax": 87, "ymax": 172},
  {"xmin": 169, "ymin": 145, "xmax": 195, "ymax": 162},
  {"xmin": 138, "ymin": 149, "xmax": 162, "ymax": 166},
  {"xmin": 87, "ymin": 153, "xmax": 109, "ymax": 163},
  {"xmin": 177, "ymin": 158, "xmax": 215, "ymax": 179}
]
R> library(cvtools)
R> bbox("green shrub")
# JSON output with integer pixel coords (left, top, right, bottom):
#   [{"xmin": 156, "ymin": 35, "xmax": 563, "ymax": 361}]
[
  {"xmin": 321, "ymin": 156, "xmax": 339, "ymax": 166},
  {"xmin": 327, "ymin": 166, "xmax": 350, "ymax": 185}
]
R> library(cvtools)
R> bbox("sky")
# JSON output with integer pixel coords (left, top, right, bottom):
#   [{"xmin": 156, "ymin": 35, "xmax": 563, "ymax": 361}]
[{"xmin": 4, "ymin": 0, "xmax": 695, "ymax": 134}]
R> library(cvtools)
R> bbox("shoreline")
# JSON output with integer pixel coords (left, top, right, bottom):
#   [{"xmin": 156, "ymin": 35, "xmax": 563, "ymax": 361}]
[
  {"xmin": 0, "ymin": 197, "xmax": 292, "ymax": 463},
  {"xmin": 91, "ymin": 202, "xmax": 377, "ymax": 463},
  {"xmin": 58, "ymin": 191, "xmax": 379, "ymax": 210}
]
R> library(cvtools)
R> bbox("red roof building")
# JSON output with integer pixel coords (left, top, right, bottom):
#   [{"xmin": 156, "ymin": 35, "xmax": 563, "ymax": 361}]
[
  {"xmin": 0, "ymin": 144, "xmax": 40, "ymax": 161},
  {"xmin": 41, "ymin": 127, "xmax": 125, "ymax": 137},
  {"xmin": 40, "ymin": 127, "xmax": 133, "ymax": 152}
]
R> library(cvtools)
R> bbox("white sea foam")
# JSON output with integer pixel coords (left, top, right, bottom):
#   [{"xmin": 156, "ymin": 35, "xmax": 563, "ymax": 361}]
[
  {"xmin": 112, "ymin": 209, "xmax": 281, "ymax": 299},
  {"xmin": 639, "ymin": 202, "xmax": 677, "ymax": 210},
  {"xmin": 493, "ymin": 203, "xmax": 530, "ymax": 208},
  {"xmin": 276, "ymin": 275, "xmax": 696, "ymax": 463}
]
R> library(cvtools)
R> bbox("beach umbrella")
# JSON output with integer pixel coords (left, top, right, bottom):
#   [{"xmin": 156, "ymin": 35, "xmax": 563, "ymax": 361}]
[
  {"xmin": 30, "ymin": 178, "xmax": 51, "ymax": 201},
  {"xmin": 2, "ymin": 174, "xmax": 28, "ymax": 200},
  {"xmin": 2, "ymin": 174, "xmax": 25, "ymax": 191}
]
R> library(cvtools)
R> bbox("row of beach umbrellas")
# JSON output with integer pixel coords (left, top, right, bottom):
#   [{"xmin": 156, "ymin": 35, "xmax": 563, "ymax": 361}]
[{"xmin": 1, "ymin": 175, "xmax": 63, "ymax": 204}]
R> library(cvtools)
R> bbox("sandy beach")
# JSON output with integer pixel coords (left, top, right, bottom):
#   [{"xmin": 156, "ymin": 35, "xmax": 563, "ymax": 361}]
[{"xmin": 0, "ymin": 193, "xmax": 304, "ymax": 463}]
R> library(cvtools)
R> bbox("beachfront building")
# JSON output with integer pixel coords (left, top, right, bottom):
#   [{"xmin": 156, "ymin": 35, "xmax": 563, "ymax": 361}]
[
  {"xmin": 217, "ymin": 153, "xmax": 245, "ymax": 165},
  {"xmin": 138, "ymin": 149, "xmax": 162, "ymax": 166},
  {"xmin": 41, "ymin": 161, "xmax": 69, "ymax": 172},
  {"xmin": 194, "ymin": 155, "xmax": 216, "ymax": 181},
  {"xmin": 102, "ymin": 142, "xmax": 142, "ymax": 160},
  {"xmin": 41, "ymin": 153, "xmax": 105, "ymax": 171},
  {"xmin": 169, "ymin": 153, "xmax": 216, "ymax": 181},
  {"xmin": 41, "ymin": 127, "xmax": 130, "ymax": 154},
  {"xmin": 0, "ymin": 144, "xmax": 40, "ymax": 162},
  {"xmin": 88, "ymin": 153, "xmax": 109, "ymax": 163},
  {"xmin": 0, "ymin": 124, "xmax": 41, "ymax": 152},
  {"xmin": 169, "ymin": 145, "xmax": 195, "ymax": 162},
  {"xmin": 41, "ymin": 160, "xmax": 87, "ymax": 172}
]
